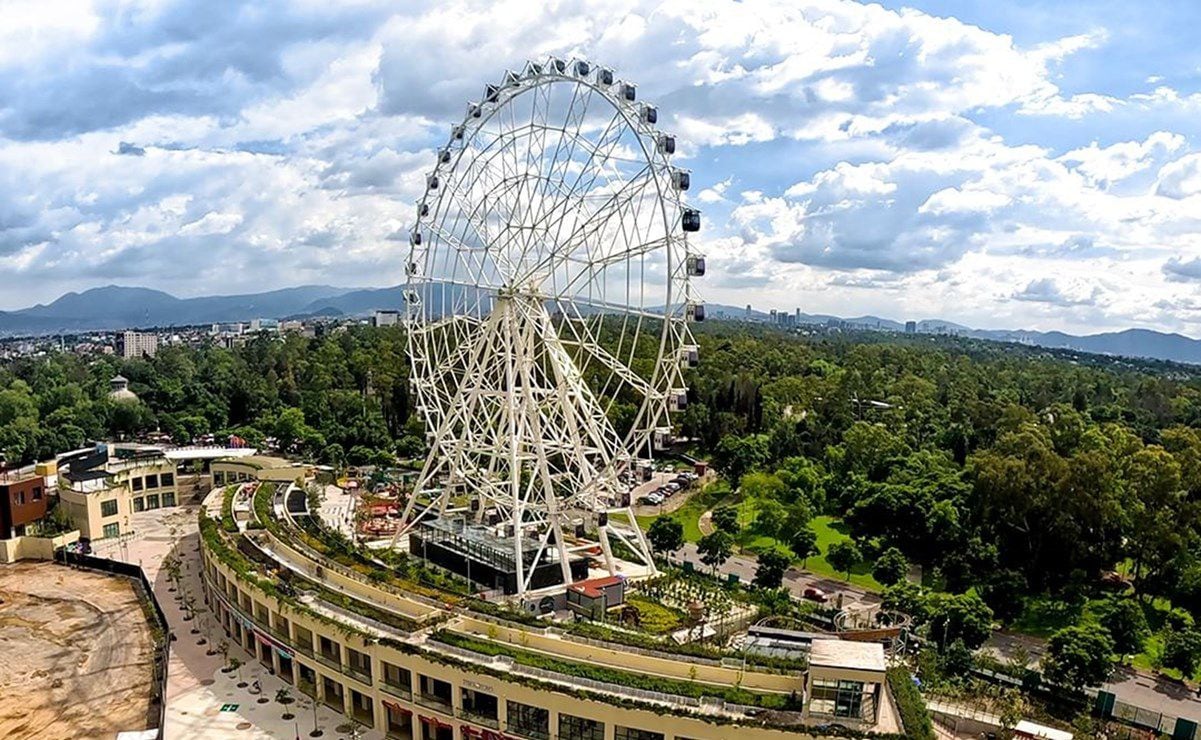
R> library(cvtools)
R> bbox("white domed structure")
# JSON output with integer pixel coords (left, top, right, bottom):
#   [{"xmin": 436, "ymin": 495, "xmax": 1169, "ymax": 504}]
[{"xmin": 108, "ymin": 374, "xmax": 139, "ymax": 403}]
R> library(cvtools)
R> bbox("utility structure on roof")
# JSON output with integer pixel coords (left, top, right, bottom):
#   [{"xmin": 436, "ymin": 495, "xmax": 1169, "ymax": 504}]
[{"xmin": 394, "ymin": 57, "xmax": 706, "ymax": 598}]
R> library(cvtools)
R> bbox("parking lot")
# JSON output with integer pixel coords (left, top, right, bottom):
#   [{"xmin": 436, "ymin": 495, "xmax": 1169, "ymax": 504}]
[{"xmin": 630, "ymin": 469, "xmax": 700, "ymax": 516}]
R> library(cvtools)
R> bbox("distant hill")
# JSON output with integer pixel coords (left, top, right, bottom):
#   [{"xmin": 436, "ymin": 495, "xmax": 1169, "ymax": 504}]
[
  {"xmin": 304, "ymin": 286, "xmax": 404, "ymax": 315},
  {"xmin": 7, "ymin": 285, "xmax": 1201, "ymax": 367},
  {"xmin": 0, "ymin": 284, "xmax": 354, "ymax": 333}
]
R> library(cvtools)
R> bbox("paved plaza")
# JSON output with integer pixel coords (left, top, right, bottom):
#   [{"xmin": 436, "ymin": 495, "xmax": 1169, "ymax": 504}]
[{"xmin": 91, "ymin": 500, "xmax": 385, "ymax": 740}]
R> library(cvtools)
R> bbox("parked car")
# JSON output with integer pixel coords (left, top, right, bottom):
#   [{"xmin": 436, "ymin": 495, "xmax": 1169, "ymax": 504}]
[{"xmin": 802, "ymin": 587, "xmax": 828, "ymax": 603}]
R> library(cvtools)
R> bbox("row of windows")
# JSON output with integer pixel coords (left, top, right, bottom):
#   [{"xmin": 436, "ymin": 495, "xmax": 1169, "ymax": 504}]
[
  {"xmin": 132, "ymin": 492, "xmax": 177, "ymax": 512},
  {"xmin": 130, "ymin": 472, "xmax": 174, "ymax": 491},
  {"xmin": 207, "ymin": 556, "xmax": 680, "ymax": 740}
]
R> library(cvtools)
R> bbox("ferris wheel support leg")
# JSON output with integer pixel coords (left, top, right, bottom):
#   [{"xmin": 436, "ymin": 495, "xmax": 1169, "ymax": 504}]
[
  {"xmin": 597, "ymin": 526, "xmax": 616, "ymax": 576},
  {"xmin": 553, "ymin": 518, "xmax": 574, "ymax": 585},
  {"xmin": 622, "ymin": 506, "xmax": 659, "ymax": 577}
]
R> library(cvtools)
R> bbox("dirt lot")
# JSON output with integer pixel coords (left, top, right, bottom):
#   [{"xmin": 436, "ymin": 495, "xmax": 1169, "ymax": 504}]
[{"xmin": 0, "ymin": 561, "xmax": 156, "ymax": 739}]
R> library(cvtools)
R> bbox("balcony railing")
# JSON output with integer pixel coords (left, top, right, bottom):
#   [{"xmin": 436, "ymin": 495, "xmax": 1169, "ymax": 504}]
[
  {"xmin": 380, "ymin": 682, "xmax": 413, "ymax": 702},
  {"xmin": 315, "ymin": 651, "xmax": 343, "ymax": 672},
  {"xmin": 345, "ymin": 663, "xmax": 373, "ymax": 686},
  {"xmin": 414, "ymin": 693, "xmax": 453, "ymax": 713},
  {"xmin": 458, "ymin": 708, "xmax": 500, "ymax": 729},
  {"xmin": 504, "ymin": 722, "xmax": 550, "ymax": 740},
  {"xmin": 292, "ymin": 640, "xmax": 315, "ymax": 658}
]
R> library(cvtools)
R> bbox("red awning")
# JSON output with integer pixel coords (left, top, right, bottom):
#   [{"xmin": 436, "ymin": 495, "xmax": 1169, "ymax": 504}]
[{"xmin": 419, "ymin": 715, "xmax": 453, "ymax": 730}]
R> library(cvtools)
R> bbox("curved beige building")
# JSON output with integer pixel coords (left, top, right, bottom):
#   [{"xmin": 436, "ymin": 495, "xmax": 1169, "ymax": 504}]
[{"xmin": 199, "ymin": 484, "xmax": 902, "ymax": 740}]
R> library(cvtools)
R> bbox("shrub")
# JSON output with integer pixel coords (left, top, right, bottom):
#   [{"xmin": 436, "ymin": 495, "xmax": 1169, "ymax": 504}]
[{"xmin": 886, "ymin": 666, "xmax": 934, "ymax": 740}]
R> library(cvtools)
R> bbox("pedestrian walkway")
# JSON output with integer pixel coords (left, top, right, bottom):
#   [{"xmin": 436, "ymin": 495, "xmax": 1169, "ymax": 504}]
[{"xmin": 92, "ymin": 503, "xmax": 384, "ymax": 739}]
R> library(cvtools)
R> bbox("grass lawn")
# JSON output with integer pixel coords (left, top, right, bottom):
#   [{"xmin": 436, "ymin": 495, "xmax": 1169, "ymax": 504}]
[
  {"xmin": 802, "ymin": 515, "xmax": 883, "ymax": 592},
  {"xmin": 638, "ymin": 483, "xmax": 885, "ymax": 592}
]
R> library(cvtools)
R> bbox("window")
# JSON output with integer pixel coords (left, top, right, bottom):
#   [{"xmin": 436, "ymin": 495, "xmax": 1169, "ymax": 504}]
[
  {"xmin": 614, "ymin": 728, "xmax": 663, "ymax": 740},
  {"xmin": 100, "ymin": 499, "xmax": 118, "ymax": 517},
  {"xmin": 506, "ymin": 701, "xmax": 548, "ymax": 740},
  {"xmin": 417, "ymin": 675, "xmax": 452, "ymax": 706},
  {"xmin": 146, "ymin": 494, "xmax": 160, "ymax": 510},
  {"xmin": 32, "ymin": 486, "xmax": 42, "ymax": 501},
  {"xmin": 14, "ymin": 491, "xmax": 25, "ymax": 505},
  {"xmin": 461, "ymin": 688, "xmax": 498, "ymax": 724},
  {"xmin": 132, "ymin": 477, "xmax": 144, "ymax": 491},
  {"xmin": 808, "ymin": 678, "xmax": 876, "ymax": 722},
  {"xmin": 559, "ymin": 715, "xmax": 604, "ymax": 740},
  {"xmin": 383, "ymin": 662, "xmax": 412, "ymax": 694},
  {"xmin": 163, "ymin": 492, "xmax": 176, "ymax": 507},
  {"xmin": 133, "ymin": 497, "xmax": 145, "ymax": 513},
  {"xmin": 162, "ymin": 472, "xmax": 174, "ymax": 487},
  {"xmin": 102, "ymin": 522, "xmax": 120, "ymax": 539},
  {"xmin": 146, "ymin": 474, "xmax": 159, "ymax": 489}
]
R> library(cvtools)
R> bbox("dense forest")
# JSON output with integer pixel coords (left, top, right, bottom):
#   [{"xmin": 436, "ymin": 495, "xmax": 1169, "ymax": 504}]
[{"xmin": 3, "ymin": 321, "xmax": 1201, "ymax": 664}]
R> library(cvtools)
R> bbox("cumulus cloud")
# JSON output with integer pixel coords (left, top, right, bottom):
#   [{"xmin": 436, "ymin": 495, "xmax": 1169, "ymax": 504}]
[
  {"xmin": 1163, "ymin": 256, "xmax": 1201, "ymax": 282},
  {"xmin": 1010, "ymin": 278, "xmax": 1101, "ymax": 307},
  {"xmin": 0, "ymin": 0, "xmax": 1200, "ymax": 337}
]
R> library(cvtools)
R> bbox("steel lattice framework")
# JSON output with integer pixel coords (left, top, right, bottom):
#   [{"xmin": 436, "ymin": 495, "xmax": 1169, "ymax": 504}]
[{"xmin": 395, "ymin": 58, "xmax": 705, "ymax": 597}]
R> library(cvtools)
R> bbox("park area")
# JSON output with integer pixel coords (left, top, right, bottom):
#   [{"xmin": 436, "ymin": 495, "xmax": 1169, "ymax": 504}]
[{"xmin": 0, "ymin": 561, "xmax": 157, "ymax": 738}]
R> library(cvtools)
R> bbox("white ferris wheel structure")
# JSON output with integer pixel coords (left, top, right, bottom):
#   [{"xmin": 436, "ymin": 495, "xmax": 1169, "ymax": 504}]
[{"xmin": 394, "ymin": 57, "xmax": 707, "ymax": 598}]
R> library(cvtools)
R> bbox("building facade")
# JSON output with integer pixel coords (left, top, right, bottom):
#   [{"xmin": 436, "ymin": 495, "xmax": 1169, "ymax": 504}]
[
  {"xmin": 199, "ymin": 485, "xmax": 902, "ymax": 739},
  {"xmin": 58, "ymin": 445, "xmax": 179, "ymax": 540},
  {"xmin": 0, "ymin": 471, "xmax": 48, "ymax": 538},
  {"xmin": 119, "ymin": 331, "xmax": 159, "ymax": 359}
]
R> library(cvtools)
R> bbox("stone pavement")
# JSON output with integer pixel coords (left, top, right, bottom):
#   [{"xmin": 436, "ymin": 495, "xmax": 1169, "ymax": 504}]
[{"xmin": 92, "ymin": 501, "xmax": 384, "ymax": 739}]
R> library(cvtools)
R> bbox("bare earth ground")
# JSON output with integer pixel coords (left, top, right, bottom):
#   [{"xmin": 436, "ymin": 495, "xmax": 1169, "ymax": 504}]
[{"xmin": 0, "ymin": 560, "xmax": 155, "ymax": 739}]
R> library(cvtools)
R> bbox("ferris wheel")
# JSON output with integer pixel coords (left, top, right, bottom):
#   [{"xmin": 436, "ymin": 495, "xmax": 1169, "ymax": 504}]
[{"xmin": 396, "ymin": 58, "xmax": 706, "ymax": 596}]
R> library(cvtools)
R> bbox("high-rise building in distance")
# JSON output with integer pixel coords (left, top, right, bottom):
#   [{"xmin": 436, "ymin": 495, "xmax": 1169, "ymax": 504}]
[{"xmin": 118, "ymin": 331, "xmax": 158, "ymax": 359}]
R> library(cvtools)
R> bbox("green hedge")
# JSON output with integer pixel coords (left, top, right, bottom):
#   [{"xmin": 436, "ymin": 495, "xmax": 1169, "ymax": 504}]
[
  {"xmin": 887, "ymin": 666, "xmax": 935, "ymax": 740},
  {"xmin": 220, "ymin": 484, "xmax": 238, "ymax": 533},
  {"xmin": 433, "ymin": 630, "xmax": 801, "ymax": 710}
]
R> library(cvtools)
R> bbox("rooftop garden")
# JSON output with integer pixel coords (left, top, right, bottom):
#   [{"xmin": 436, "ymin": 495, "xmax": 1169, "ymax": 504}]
[{"xmin": 432, "ymin": 630, "xmax": 803, "ymax": 711}]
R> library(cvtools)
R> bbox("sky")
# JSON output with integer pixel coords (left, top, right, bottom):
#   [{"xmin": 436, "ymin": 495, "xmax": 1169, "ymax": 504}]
[{"xmin": 3, "ymin": 0, "xmax": 1201, "ymax": 336}]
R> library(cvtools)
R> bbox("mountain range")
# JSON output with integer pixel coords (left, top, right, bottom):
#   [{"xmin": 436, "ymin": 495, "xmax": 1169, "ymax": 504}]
[
  {"xmin": 0, "ymin": 285, "xmax": 407, "ymax": 335},
  {"xmin": 5, "ymin": 285, "xmax": 1201, "ymax": 366}
]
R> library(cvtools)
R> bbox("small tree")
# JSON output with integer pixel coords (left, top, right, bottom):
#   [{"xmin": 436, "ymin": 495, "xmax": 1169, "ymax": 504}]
[
  {"xmin": 752, "ymin": 498, "xmax": 787, "ymax": 541},
  {"xmin": 1043, "ymin": 625, "xmax": 1114, "ymax": 692},
  {"xmin": 229, "ymin": 656, "xmax": 247, "ymax": 688},
  {"xmin": 997, "ymin": 687, "xmax": 1026, "ymax": 735},
  {"xmin": 277, "ymin": 687, "xmax": 295, "ymax": 720},
  {"xmin": 1162, "ymin": 627, "xmax": 1201, "ymax": 679},
  {"xmin": 788, "ymin": 525, "xmax": 818, "ymax": 567},
  {"xmin": 926, "ymin": 592, "xmax": 994, "ymax": 649},
  {"xmin": 827, "ymin": 540, "xmax": 861, "ymax": 581},
  {"xmin": 647, "ymin": 517, "xmax": 684, "ymax": 557},
  {"xmin": 1096, "ymin": 599, "xmax": 1149, "ymax": 658},
  {"xmin": 872, "ymin": 547, "xmax": 909, "ymax": 586},
  {"xmin": 712, "ymin": 506, "xmax": 740, "ymax": 535},
  {"xmin": 883, "ymin": 581, "xmax": 929, "ymax": 623},
  {"xmin": 753, "ymin": 549, "xmax": 791, "ymax": 590},
  {"xmin": 697, "ymin": 531, "xmax": 734, "ymax": 575}
]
